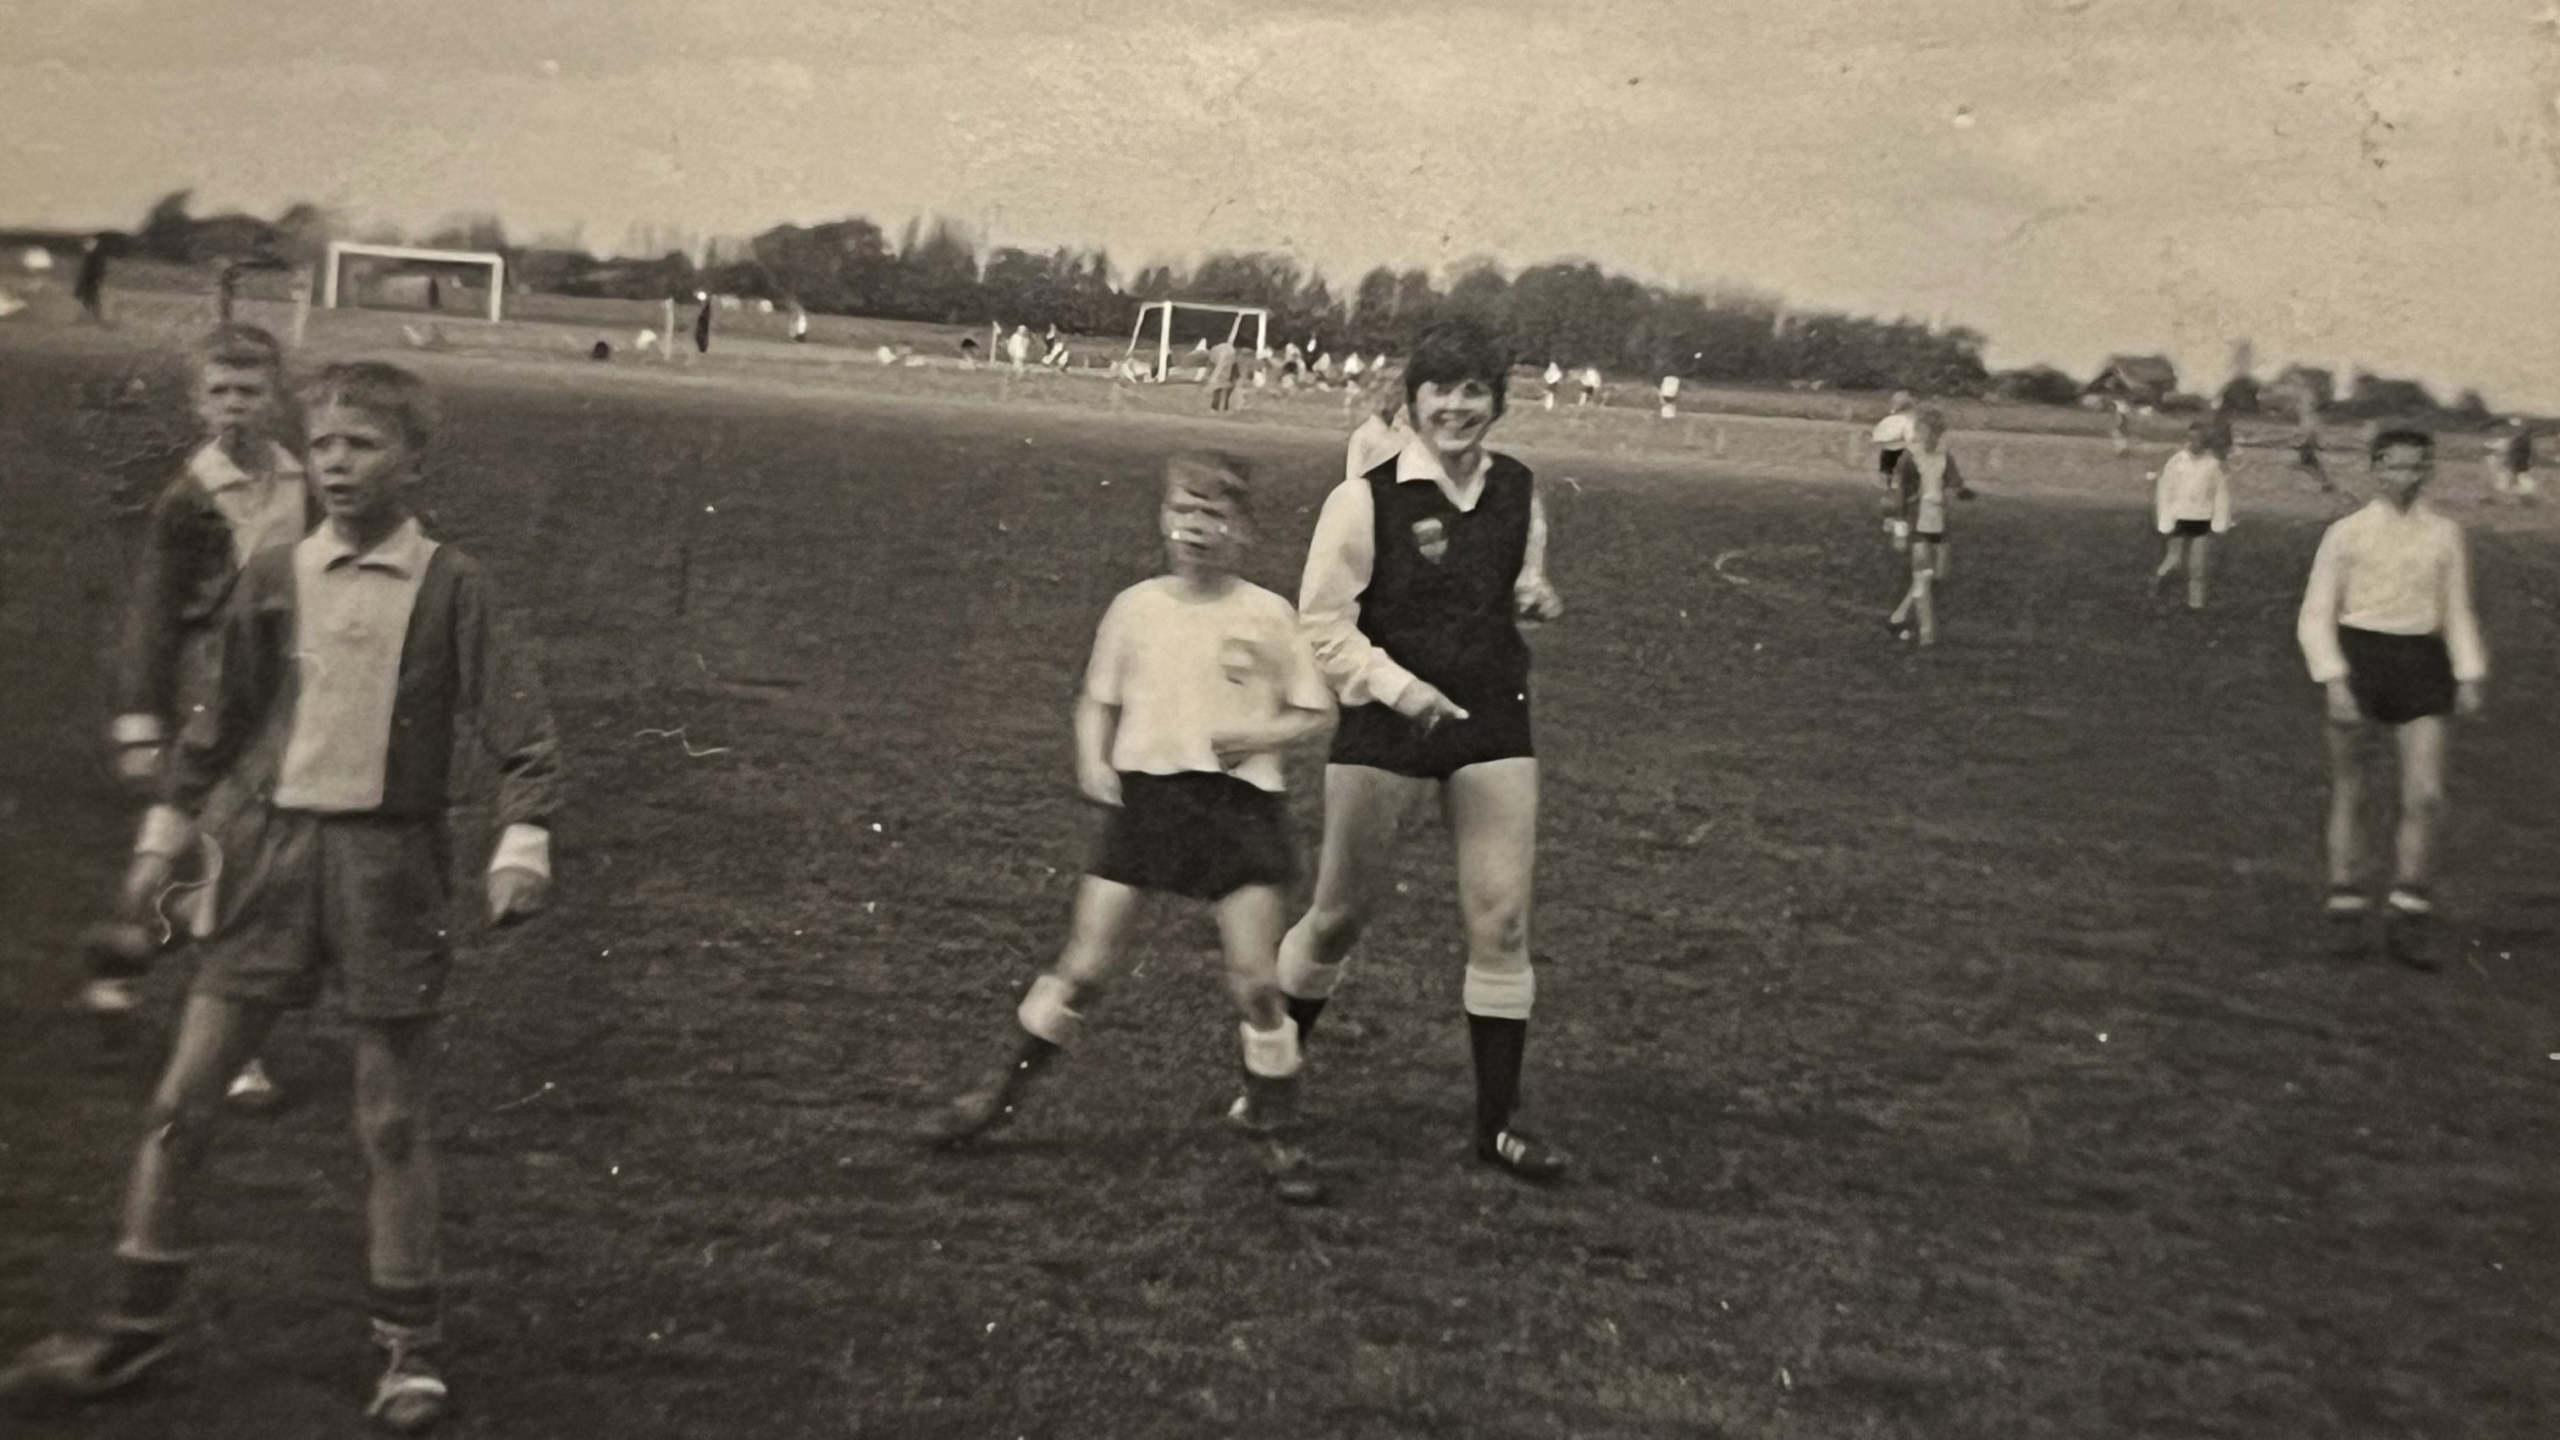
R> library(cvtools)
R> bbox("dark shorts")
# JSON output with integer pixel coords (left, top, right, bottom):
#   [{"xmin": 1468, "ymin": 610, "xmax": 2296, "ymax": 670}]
[
  {"xmin": 192, "ymin": 809, "xmax": 455, "ymax": 1020},
  {"xmin": 1877, "ymin": 448, "xmax": 1906, "ymax": 476},
  {"xmin": 1329, "ymin": 687, "xmax": 1535, "ymax": 781},
  {"xmin": 1912, "ymin": 529, "xmax": 1946, "ymax": 545},
  {"xmin": 2339, "ymin": 627, "xmax": 2457, "ymax": 726},
  {"xmin": 1088, "ymin": 771, "xmax": 1295, "ymax": 902},
  {"xmin": 2169, "ymin": 519, "xmax": 2214, "ymax": 539}
]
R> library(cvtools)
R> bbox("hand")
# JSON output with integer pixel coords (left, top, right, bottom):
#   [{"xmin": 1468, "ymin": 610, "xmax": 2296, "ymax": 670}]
[
  {"xmin": 1078, "ymin": 762, "xmax": 1123, "ymax": 808},
  {"xmin": 1955, "ymin": 487, "xmax": 1977, "ymax": 502},
  {"xmin": 2455, "ymin": 680, "xmax": 2484, "ymax": 717},
  {"xmin": 2324, "ymin": 679, "xmax": 2361, "ymax": 726},
  {"xmin": 119, "ymin": 852, "xmax": 176, "ymax": 920},
  {"xmin": 488, "ymin": 865, "xmax": 550, "ymax": 926},
  {"xmin": 1515, "ymin": 580, "xmax": 1565, "ymax": 624},
  {"xmin": 1391, "ymin": 680, "xmax": 1470, "ymax": 732},
  {"xmin": 114, "ymin": 743, "xmax": 163, "ymax": 791}
]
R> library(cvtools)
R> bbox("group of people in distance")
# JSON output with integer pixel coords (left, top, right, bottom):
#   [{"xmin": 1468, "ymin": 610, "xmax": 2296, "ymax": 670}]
[
  {"xmin": 1864, "ymin": 386, "xmax": 2495, "ymax": 965},
  {"xmin": 0, "ymin": 309, "xmax": 2510, "ymax": 1433}
]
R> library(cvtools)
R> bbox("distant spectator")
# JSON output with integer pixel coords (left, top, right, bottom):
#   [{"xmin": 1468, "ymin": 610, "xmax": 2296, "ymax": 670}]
[
  {"xmin": 74, "ymin": 236, "xmax": 110, "ymax": 324},
  {"xmin": 2489, "ymin": 418, "xmax": 2537, "ymax": 503},
  {"xmin": 1578, "ymin": 365, "xmax": 1603, "ymax": 407},
  {"xmin": 1007, "ymin": 324, "xmax": 1034, "ymax": 376},
  {"xmin": 693, "ymin": 291, "xmax": 713, "ymax": 354},
  {"xmin": 1658, "ymin": 374, "xmax": 1680, "ymax": 420},
  {"xmin": 1206, "ymin": 339, "xmax": 1241, "ymax": 412},
  {"xmin": 1542, "ymin": 361, "xmax": 1563, "ymax": 411}
]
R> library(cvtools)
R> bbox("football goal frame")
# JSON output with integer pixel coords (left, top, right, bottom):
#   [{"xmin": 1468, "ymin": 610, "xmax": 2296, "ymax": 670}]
[
  {"xmin": 1124, "ymin": 300, "xmax": 1269, "ymax": 382},
  {"xmin": 321, "ymin": 241, "xmax": 507, "ymax": 322}
]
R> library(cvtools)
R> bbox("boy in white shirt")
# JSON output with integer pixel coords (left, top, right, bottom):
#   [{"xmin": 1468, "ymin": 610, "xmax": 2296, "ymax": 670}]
[
  {"xmin": 1885, "ymin": 408, "xmax": 1975, "ymax": 644},
  {"xmin": 924, "ymin": 453, "xmax": 1336, "ymax": 1202},
  {"xmin": 1870, "ymin": 391, "xmax": 1917, "ymax": 540},
  {"xmin": 2152, "ymin": 422, "xmax": 2234, "ymax": 609},
  {"xmin": 2296, "ymin": 430, "xmax": 2486, "ymax": 966}
]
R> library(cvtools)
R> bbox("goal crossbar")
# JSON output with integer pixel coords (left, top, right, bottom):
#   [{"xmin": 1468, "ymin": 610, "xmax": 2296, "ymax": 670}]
[{"xmin": 321, "ymin": 241, "xmax": 507, "ymax": 322}]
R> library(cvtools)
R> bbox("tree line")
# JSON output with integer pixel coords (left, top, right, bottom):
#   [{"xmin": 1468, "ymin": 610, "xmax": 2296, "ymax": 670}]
[{"xmin": 81, "ymin": 190, "xmax": 2501, "ymax": 417}]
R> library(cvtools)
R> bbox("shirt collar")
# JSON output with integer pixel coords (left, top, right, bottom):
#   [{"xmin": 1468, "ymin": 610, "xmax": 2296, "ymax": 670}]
[
  {"xmin": 313, "ymin": 516, "xmax": 430, "ymax": 576},
  {"xmin": 1394, "ymin": 432, "xmax": 1492, "ymax": 492},
  {"xmin": 189, "ymin": 440, "xmax": 304, "ymax": 493}
]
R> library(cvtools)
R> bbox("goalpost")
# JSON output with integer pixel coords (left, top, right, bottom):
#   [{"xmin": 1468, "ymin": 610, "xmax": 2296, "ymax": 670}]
[
  {"xmin": 1124, "ymin": 300, "xmax": 1270, "ymax": 382},
  {"xmin": 320, "ymin": 241, "xmax": 507, "ymax": 322}
]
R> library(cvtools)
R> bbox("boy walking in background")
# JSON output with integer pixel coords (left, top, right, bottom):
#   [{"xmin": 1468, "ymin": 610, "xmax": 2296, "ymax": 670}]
[
  {"xmin": 2, "ymin": 362, "xmax": 563, "ymax": 1433},
  {"xmin": 82, "ymin": 324, "xmax": 314, "ymax": 1110},
  {"xmin": 2297, "ymin": 430, "xmax": 2486, "ymax": 969},
  {"xmin": 2152, "ymin": 421, "xmax": 2234, "ymax": 609}
]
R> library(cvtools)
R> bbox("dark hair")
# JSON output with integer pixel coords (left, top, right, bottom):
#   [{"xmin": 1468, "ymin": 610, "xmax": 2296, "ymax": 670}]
[
  {"xmin": 192, "ymin": 323, "xmax": 285, "ymax": 379},
  {"xmin": 2368, "ymin": 428, "xmax": 2434, "ymax": 462},
  {"xmin": 302, "ymin": 361, "xmax": 437, "ymax": 449},
  {"xmin": 1402, "ymin": 318, "xmax": 1511, "ymax": 415},
  {"xmin": 1164, "ymin": 450, "xmax": 1255, "ymax": 520}
]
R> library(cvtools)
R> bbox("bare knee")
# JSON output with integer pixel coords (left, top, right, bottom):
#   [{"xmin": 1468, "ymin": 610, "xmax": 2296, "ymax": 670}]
[
  {"xmin": 140, "ymin": 1096, "xmax": 216, "ymax": 1164},
  {"xmin": 1465, "ymin": 900, "xmax": 1531, "ymax": 967},
  {"xmin": 1303, "ymin": 902, "xmax": 1371, "ymax": 959}
]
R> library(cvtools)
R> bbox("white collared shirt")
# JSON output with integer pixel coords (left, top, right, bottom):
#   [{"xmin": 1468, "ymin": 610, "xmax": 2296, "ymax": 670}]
[
  {"xmin": 2154, "ymin": 450, "xmax": 2233, "ymax": 533},
  {"xmin": 190, "ymin": 440, "xmax": 309, "ymax": 565},
  {"xmin": 2296, "ymin": 499, "xmax": 2486, "ymax": 684},
  {"xmin": 1870, "ymin": 412, "xmax": 1914, "ymax": 447},
  {"xmin": 274, "ymin": 518, "xmax": 441, "ymax": 812},
  {"xmin": 1299, "ymin": 434, "xmax": 1549, "ymax": 708}
]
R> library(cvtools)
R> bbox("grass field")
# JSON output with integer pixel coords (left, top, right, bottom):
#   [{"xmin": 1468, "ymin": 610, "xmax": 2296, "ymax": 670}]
[{"xmin": 2, "ymin": 322, "xmax": 2556, "ymax": 1440}]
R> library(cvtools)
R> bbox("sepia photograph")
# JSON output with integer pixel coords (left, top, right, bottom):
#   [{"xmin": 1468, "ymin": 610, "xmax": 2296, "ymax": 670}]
[{"xmin": 0, "ymin": 2, "xmax": 2554, "ymax": 1435}]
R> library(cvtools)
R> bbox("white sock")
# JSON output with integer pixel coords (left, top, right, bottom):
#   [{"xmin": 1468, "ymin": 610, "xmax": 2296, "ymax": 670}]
[
  {"xmin": 1240, "ymin": 1019, "xmax": 1303, "ymax": 1078},
  {"xmin": 1461, "ymin": 964, "xmax": 1535, "ymax": 1021},
  {"xmin": 1016, "ymin": 974, "xmax": 1082, "ymax": 1046}
]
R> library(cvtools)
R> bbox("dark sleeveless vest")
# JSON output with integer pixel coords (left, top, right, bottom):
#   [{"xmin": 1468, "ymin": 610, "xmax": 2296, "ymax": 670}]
[{"xmin": 1353, "ymin": 451, "xmax": 1534, "ymax": 710}]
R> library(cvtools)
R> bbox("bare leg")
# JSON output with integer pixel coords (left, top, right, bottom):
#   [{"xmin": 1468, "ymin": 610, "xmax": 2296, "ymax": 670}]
[
  {"xmin": 2323, "ymin": 719, "xmax": 2365, "ymax": 891},
  {"xmin": 2391, "ymin": 717, "xmax": 2448, "ymax": 893},
  {"xmin": 1214, "ymin": 884, "xmax": 1287, "ymax": 1031},
  {"xmin": 352, "ymin": 1019, "xmax": 440, "ymax": 1289},
  {"xmin": 1049, "ymin": 875, "xmax": 1148, "ymax": 1004},
  {"xmin": 121, "ymin": 995, "xmax": 278, "ymax": 1259},
  {"xmin": 2153, "ymin": 535, "xmax": 2183, "ymax": 591},
  {"xmin": 2186, "ymin": 534, "xmax": 2212, "ymax": 609},
  {"xmin": 1444, "ymin": 759, "xmax": 1539, "ymax": 986},
  {"xmin": 1277, "ymin": 765, "xmax": 1431, "ymax": 993}
]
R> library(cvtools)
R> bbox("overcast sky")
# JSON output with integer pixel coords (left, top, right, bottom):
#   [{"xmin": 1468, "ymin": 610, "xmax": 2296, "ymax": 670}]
[{"xmin": 6, "ymin": 0, "xmax": 2558, "ymax": 406}]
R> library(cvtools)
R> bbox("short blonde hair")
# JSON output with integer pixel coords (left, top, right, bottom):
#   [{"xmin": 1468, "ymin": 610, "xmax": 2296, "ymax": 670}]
[
  {"xmin": 301, "ymin": 361, "xmax": 437, "ymax": 449},
  {"xmin": 192, "ymin": 323, "xmax": 285, "ymax": 381}
]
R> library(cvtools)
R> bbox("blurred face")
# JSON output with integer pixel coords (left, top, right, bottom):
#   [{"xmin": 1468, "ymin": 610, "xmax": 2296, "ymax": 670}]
[
  {"xmin": 194, "ymin": 362, "xmax": 282, "ymax": 443},
  {"xmin": 306, "ymin": 403, "xmax": 419, "ymax": 532},
  {"xmin": 2371, "ymin": 444, "xmax": 2432, "ymax": 509},
  {"xmin": 1161, "ymin": 480, "xmax": 1246, "ymax": 575},
  {"xmin": 1409, "ymin": 377, "xmax": 1501, "ymax": 458}
]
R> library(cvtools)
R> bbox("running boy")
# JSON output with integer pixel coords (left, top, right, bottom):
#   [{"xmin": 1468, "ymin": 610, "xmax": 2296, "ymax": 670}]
[
  {"xmin": 1885, "ymin": 407, "xmax": 1975, "ymax": 645},
  {"xmin": 2296, "ymin": 430, "xmax": 2486, "ymax": 968},
  {"xmin": 82, "ymin": 324, "xmax": 314, "ymax": 1111},
  {"xmin": 1273, "ymin": 318, "xmax": 1570, "ymax": 1182},
  {"xmin": 2152, "ymin": 421, "xmax": 2234, "ymax": 609},
  {"xmin": 923, "ymin": 452, "xmax": 1335, "ymax": 1203},
  {"xmin": 0, "ymin": 362, "xmax": 563, "ymax": 1432}
]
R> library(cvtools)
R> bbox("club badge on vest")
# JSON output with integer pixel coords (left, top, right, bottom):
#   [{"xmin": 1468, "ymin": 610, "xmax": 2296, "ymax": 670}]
[{"xmin": 1412, "ymin": 517, "xmax": 1448, "ymax": 563}]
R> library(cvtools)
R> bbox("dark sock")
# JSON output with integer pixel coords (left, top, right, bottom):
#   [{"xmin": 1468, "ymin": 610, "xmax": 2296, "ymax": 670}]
[
  {"xmin": 1466, "ymin": 1013, "xmax": 1528, "ymax": 1145},
  {"xmin": 1283, "ymin": 994, "xmax": 1328, "ymax": 1044},
  {"xmin": 114, "ymin": 1255, "xmax": 188, "ymax": 1324},
  {"xmin": 367, "ymin": 1280, "xmax": 441, "ymax": 1333}
]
